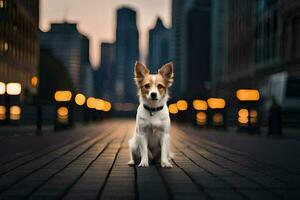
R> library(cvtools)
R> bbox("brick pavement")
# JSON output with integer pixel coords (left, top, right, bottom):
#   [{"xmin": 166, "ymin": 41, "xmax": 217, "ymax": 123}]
[{"xmin": 0, "ymin": 119, "xmax": 299, "ymax": 199}]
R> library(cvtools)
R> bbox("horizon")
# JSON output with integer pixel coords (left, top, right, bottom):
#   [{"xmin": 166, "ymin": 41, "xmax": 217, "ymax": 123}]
[{"xmin": 39, "ymin": 0, "xmax": 171, "ymax": 68}]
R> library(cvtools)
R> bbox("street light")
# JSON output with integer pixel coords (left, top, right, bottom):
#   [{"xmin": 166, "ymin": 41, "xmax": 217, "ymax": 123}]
[
  {"xmin": 54, "ymin": 90, "xmax": 72, "ymax": 102},
  {"xmin": 236, "ymin": 89, "xmax": 260, "ymax": 132},
  {"xmin": 168, "ymin": 103, "xmax": 178, "ymax": 114},
  {"xmin": 6, "ymin": 83, "xmax": 21, "ymax": 95},
  {"xmin": 0, "ymin": 105, "xmax": 6, "ymax": 120},
  {"xmin": 9, "ymin": 105, "xmax": 21, "ymax": 120},
  {"xmin": 86, "ymin": 97, "xmax": 96, "ymax": 109},
  {"xmin": 207, "ymin": 98, "xmax": 226, "ymax": 129},
  {"xmin": 54, "ymin": 90, "xmax": 73, "ymax": 130},
  {"xmin": 207, "ymin": 98, "xmax": 226, "ymax": 109},
  {"xmin": 0, "ymin": 82, "xmax": 5, "ymax": 95},
  {"xmin": 31, "ymin": 76, "xmax": 39, "ymax": 87},
  {"xmin": 193, "ymin": 100, "xmax": 208, "ymax": 111},
  {"xmin": 176, "ymin": 100, "xmax": 188, "ymax": 111},
  {"xmin": 103, "ymin": 101, "xmax": 111, "ymax": 112},
  {"xmin": 236, "ymin": 89, "xmax": 260, "ymax": 101},
  {"xmin": 75, "ymin": 93, "xmax": 86, "ymax": 106}
]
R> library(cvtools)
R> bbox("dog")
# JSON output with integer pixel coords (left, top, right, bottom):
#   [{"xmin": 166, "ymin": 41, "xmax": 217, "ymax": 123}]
[{"xmin": 128, "ymin": 61, "xmax": 174, "ymax": 168}]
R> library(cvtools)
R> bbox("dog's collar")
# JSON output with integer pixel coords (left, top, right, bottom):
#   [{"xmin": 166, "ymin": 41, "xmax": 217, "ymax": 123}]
[{"xmin": 143, "ymin": 104, "xmax": 164, "ymax": 116}]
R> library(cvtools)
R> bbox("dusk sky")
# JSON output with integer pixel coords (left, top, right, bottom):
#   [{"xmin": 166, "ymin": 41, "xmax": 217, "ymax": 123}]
[{"xmin": 40, "ymin": 0, "xmax": 171, "ymax": 68}]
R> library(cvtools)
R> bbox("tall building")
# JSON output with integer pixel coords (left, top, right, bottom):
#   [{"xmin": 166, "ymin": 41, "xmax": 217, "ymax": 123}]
[
  {"xmin": 172, "ymin": 0, "xmax": 211, "ymax": 97},
  {"xmin": 81, "ymin": 35, "xmax": 94, "ymax": 97},
  {"xmin": 172, "ymin": 0, "xmax": 194, "ymax": 94},
  {"xmin": 210, "ymin": 0, "xmax": 228, "ymax": 93},
  {"xmin": 147, "ymin": 18, "xmax": 172, "ymax": 72},
  {"xmin": 282, "ymin": 0, "xmax": 300, "ymax": 68},
  {"xmin": 213, "ymin": 0, "xmax": 257, "ymax": 101},
  {"xmin": 0, "ymin": 0, "xmax": 39, "ymax": 95},
  {"xmin": 40, "ymin": 22, "xmax": 92, "ymax": 93},
  {"xmin": 94, "ymin": 42, "xmax": 116, "ymax": 100},
  {"xmin": 115, "ymin": 7, "xmax": 139, "ymax": 102}
]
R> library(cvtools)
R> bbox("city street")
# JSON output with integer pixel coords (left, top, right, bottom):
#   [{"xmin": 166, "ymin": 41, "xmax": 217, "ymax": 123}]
[{"xmin": 0, "ymin": 119, "xmax": 299, "ymax": 199}]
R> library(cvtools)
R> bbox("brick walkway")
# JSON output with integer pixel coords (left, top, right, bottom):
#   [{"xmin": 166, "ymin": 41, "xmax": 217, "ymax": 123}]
[{"xmin": 0, "ymin": 120, "xmax": 299, "ymax": 199}]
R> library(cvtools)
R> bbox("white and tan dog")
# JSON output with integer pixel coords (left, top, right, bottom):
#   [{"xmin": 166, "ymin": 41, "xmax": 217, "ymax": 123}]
[{"xmin": 128, "ymin": 61, "xmax": 174, "ymax": 168}]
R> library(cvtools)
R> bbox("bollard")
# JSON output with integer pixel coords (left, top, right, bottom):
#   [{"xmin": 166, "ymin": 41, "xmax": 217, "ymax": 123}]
[
  {"xmin": 236, "ymin": 89, "xmax": 260, "ymax": 133},
  {"xmin": 54, "ymin": 90, "xmax": 73, "ymax": 131},
  {"xmin": 207, "ymin": 98, "xmax": 227, "ymax": 130}
]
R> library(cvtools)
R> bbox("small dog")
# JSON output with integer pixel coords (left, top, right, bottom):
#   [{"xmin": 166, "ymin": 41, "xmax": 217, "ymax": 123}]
[{"xmin": 128, "ymin": 61, "xmax": 174, "ymax": 168}]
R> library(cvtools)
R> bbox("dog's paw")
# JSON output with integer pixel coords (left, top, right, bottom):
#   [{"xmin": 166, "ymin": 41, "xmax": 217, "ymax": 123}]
[
  {"xmin": 161, "ymin": 160, "xmax": 173, "ymax": 168},
  {"xmin": 138, "ymin": 161, "xmax": 149, "ymax": 167},
  {"xmin": 128, "ymin": 160, "xmax": 135, "ymax": 166}
]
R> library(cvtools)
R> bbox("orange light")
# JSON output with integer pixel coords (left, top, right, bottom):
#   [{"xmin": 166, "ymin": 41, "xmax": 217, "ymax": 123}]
[
  {"xmin": 57, "ymin": 106, "xmax": 68, "ymax": 117},
  {"xmin": 10, "ymin": 106, "xmax": 21, "ymax": 115},
  {"xmin": 103, "ymin": 101, "xmax": 112, "ymax": 112},
  {"xmin": 31, "ymin": 76, "xmax": 38, "ymax": 87},
  {"xmin": 196, "ymin": 111, "xmax": 207, "ymax": 125},
  {"xmin": 0, "ymin": 82, "xmax": 5, "ymax": 95},
  {"xmin": 57, "ymin": 106, "xmax": 68, "ymax": 123},
  {"xmin": 177, "ymin": 100, "xmax": 188, "ymax": 111},
  {"xmin": 250, "ymin": 110, "xmax": 258, "ymax": 118},
  {"xmin": 168, "ymin": 103, "xmax": 178, "ymax": 114},
  {"xmin": 207, "ymin": 98, "xmax": 226, "ymax": 109},
  {"xmin": 213, "ymin": 113, "xmax": 223, "ymax": 124},
  {"xmin": 238, "ymin": 117, "xmax": 249, "ymax": 124},
  {"xmin": 10, "ymin": 106, "xmax": 21, "ymax": 120},
  {"xmin": 238, "ymin": 109, "xmax": 249, "ymax": 118},
  {"xmin": 236, "ymin": 89, "xmax": 260, "ymax": 101},
  {"xmin": 75, "ymin": 93, "xmax": 86, "ymax": 106},
  {"xmin": 193, "ymin": 100, "xmax": 208, "ymax": 110},
  {"xmin": 95, "ymin": 99, "xmax": 105, "ymax": 110},
  {"xmin": 86, "ymin": 97, "xmax": 96, "ymax": 109},
  {"xmin": 54, "ymin": 91, "xmax": 72, "ymax": 102},
  {"xmin": 0, "ymin": 105, "xmax": 6, "ymax": 120},
  {"xmin": 6, "ymin": 83, "xmax": 21, "ymax": 95}
]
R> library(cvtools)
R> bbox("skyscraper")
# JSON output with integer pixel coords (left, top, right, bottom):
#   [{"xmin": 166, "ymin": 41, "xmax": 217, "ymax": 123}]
[
  {"xmin": 115, "ymin": 7, "xmax": 139, "ymax": 102},
  {"xmin": 0, "ymin": 0, "xmax": 39, "ymax": 95},
  {"xmin": 172, "ymin": 0, "xmax": 211, "ymax": 97},
  {"xmin": 172, "ymin": 0, "xmax": 194, "ymax": 94},
  {"xmin": 40, "ymin": 22, "xmax": 92, "ymax": 93},
  {"xmin": 147, "ymin": 18, "xmax": 172, "ymax": 72},
  {"xmin": 94, "ymin": 42, "xmax": 116, "ymax": 100},
  {"xmin": 210, "ymin": 0, "xmax": 228, "ymax": 94}
]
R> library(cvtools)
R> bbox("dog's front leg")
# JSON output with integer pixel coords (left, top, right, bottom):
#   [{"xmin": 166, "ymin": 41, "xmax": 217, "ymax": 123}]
[
  {"xmin": 161, "ymin": 134, "xmax": 173, "ymax": 168},
  {"xmin": 138, "ymin": 134, "xmax": 149, "ymax": 167}
]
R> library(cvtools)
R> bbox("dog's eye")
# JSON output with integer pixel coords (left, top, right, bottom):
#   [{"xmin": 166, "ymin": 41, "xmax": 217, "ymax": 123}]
[
  {"xmin": 157, "ymin": 84, "xmax": 164, "ymax": 90},
  {"xmin": 144, "ymin": 84, "xmax": 150, "ymax": 89}
]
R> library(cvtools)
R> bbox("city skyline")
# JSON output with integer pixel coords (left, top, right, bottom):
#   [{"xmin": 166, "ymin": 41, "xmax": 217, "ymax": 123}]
[{"xmin": 40, "ymin": 0, "xmax": 171, "ymax": 68}]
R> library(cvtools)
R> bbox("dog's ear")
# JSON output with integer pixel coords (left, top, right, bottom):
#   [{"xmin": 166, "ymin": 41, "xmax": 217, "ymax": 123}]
[
  {"xmin": 134, "ymin": 61, "xmax": 149, "ymax": 86},
  {"xmin": 158, "ymin": 62, "xmax": 174, "ymax": 87}
]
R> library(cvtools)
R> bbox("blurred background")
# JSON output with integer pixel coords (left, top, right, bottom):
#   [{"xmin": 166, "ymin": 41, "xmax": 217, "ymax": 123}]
[{"xmin": 0, "ymin": 0, "xmax": 299, "ymax": 134}]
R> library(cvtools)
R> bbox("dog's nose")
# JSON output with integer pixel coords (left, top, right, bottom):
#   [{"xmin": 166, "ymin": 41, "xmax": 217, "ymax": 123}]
[{"xmin": 150, "ymin": 92, "xmax": 157, "ymax": 99}]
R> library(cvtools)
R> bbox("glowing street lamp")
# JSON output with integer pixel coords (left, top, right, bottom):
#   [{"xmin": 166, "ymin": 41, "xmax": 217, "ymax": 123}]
[
  {"xmin": 168, "ymin": 103, "xmax": 178, "ymax": 114},
  {"xmin": 95, "ymin": 98, "xmax": 105, "ymax": 111},
  {"xmin": 103, "ymin": 101, "xmax": 112, "ymax": 112},
  {"xmin": 0, "ymin": 105, "xmax": 6, "ymax": 120},
  {"xmin": 236, "ymin": 89, "xmax": 260, "ymax": 101},
  {"xmin": 86, "ymin": 97, "xmax": 96, "ymax": 109},
  {"xmin": 0, "ymin": 82, "xmax": 5, "ymax": 95},
  {"xmin": 193, "ymin": 100, "xmax": 207, "ymax": 111},
  {"xmin": 31, "ymin": 76, "xmax": 39, "ymax": 87},
  {"xmin": 6, "ymin": 83, "xmax": 21, "ymax": 95},
  {"xmin": 54, "ymin": 90, "xmax": 72, "ymax": 102},
  {"xmin": 9, "ymin": 105, "xmax": 21, "ymax": 120},
  {"xmin": 75, "ymin": 93, "xmax": 86, "ymax": 106},
  {"xmin": 177, "ymin": 100, "xmax": 188, "ymax": 111},
  {"xmin": 207, "ymin": 98, "xmax": 226, "ymax": 109}
]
